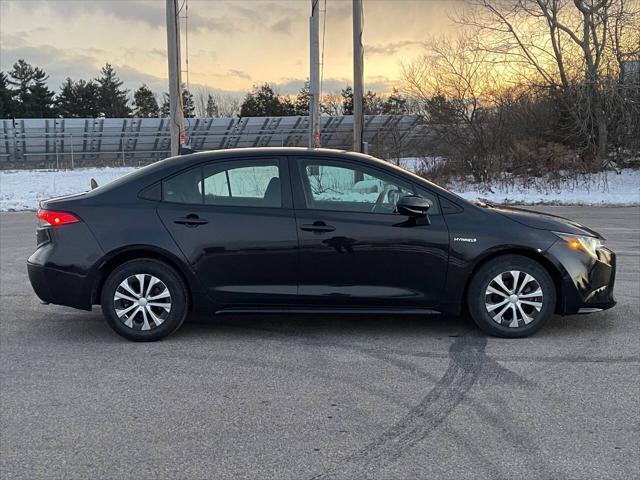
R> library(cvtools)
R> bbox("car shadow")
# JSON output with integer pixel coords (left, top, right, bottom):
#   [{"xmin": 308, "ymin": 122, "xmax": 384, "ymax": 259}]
[{"xmin": 175, "ymin": 312, "xmax": 479, "ymax": 341}]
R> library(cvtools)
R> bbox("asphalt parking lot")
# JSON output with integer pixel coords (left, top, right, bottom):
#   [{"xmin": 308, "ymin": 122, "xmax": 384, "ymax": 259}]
[{"xmin": 1, "ymin": 206, "xmax": 638, "ymax": 480}]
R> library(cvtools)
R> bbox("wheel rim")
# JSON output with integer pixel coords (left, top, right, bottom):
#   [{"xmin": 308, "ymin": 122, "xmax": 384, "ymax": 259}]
[
  {"xmin": 113, "ymin": 274, "xmax": 172, "ymax": 331},
  {"xmin": 484, "ymin": 270, "xmax": 543, "ymax": 328}
]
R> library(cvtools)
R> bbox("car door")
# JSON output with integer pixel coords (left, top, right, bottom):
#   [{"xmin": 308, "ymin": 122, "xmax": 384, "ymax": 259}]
[
  {"xmin": 157, "ymin": 157, "xmax": 299, "ymax": 308},
  {"xmin": 291, "ymin": 156, "xmax": 449, "ymax": 308}
]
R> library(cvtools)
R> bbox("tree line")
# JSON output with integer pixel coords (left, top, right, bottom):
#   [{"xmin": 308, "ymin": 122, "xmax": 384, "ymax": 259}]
[
  {"xmin": 0, "ymin": 60, "xmax": 412, "ymax": 120},
  {"xmin": 400, "ymin": 0, "xmax": 639, "ymax": 179}
]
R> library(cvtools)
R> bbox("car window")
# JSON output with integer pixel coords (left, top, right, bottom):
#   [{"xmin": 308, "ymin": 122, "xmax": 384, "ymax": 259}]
[
  {"xmin": 163, "ymin": 167, "xmax": 203, "ymax": 204},
  {"xmin": 299, "ymin": 160, "xmax": 439, "ymax": 214},
  {"xmin": 203, "ymin": 162, "xmax": 281, "ymax": 207},
  {"xmin": 162, "ymin": 161, "xmax": 282, "ymax": 208}
]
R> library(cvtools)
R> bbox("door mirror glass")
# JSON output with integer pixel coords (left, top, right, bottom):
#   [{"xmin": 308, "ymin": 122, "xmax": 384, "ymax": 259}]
[{"xmin": 396, "ymin": 195, "xmax": 431, "ymax": 217}]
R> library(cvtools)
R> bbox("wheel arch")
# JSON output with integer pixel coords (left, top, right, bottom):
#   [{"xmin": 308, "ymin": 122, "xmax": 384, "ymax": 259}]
[
  {"xmin": 462, "ymin": 247, "xmax": 566, "ymax": 314},
  {"xmin": 91, "ymin": 246, "xmax": 195, "ymax": 309}
]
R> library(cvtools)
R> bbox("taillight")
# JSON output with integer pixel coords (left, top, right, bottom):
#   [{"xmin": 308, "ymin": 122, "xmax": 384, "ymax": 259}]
[{"xmin": 36, "ymin": 209, "xmax": 80, "ymax": 227}]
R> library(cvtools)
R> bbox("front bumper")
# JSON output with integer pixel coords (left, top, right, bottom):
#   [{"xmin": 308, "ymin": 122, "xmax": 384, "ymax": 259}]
[{"xmin": 547, "ymin": 242, "xmax": 616, "ymax": 315}]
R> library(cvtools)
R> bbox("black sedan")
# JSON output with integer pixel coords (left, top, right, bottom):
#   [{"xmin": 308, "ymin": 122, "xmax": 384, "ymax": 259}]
[{"xmin": 28, "ymin": 148, "xmax": 616, "ymax": 341}]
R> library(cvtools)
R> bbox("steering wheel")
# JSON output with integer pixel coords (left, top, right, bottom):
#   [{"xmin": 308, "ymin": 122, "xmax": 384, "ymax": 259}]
[{"xmin": 371, "ymin": 187, "xmax": 401, "ymax": 213}]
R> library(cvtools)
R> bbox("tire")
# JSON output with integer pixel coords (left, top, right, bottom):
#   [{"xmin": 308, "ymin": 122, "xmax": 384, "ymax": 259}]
[
  {"xmin": 467, "ymin": 255, "xmax": 556, "ymax": 338},
  {"xmin": 100, "ymin": 259, "xmax": 189, "ymax": 342}
]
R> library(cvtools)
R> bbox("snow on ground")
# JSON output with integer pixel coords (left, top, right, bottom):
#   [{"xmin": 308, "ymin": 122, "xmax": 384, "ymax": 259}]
[
  {"xmin": 451, "ymin": 169, "xmax": 640, "ymax": 206},
  {"xmin": 0, "ymin": 165, "xmax": 639, "ymax": 211},
  {"xmin": 0, "ymin": 167, "xmax": 137, "ymax": 211}
]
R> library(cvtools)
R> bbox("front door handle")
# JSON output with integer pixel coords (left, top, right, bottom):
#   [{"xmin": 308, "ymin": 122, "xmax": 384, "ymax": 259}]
[
  {"xmin": 300, "ymin": 221, "xmax": 336, "ymax": 233},
  {"xmin": 174, "ymin": 214, "xmax": 208, "ymax": 227}
]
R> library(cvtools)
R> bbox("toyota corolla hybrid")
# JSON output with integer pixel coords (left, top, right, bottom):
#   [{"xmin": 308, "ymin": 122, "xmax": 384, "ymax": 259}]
[{"xmin": 27, "ymin": 148, "xmax": 616, "ymax": 341}]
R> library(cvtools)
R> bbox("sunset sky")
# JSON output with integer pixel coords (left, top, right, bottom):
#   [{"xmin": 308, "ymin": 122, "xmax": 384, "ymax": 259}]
[{"xmin": 0, "ymin": 0, "xmax": 464, "ymax": 96}]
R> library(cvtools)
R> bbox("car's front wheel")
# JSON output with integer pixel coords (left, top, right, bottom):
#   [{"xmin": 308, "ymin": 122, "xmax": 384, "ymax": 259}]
[
  {"xmin": 101, "ymin": 259, "xmax": 188, "ymax": 341},
  {"xmin": 467, "ymin": 255, "xmax": 556, "ymax": 338}
]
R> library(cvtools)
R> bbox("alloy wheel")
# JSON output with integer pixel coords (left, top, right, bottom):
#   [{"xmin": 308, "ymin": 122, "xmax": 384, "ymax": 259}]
[
  {"xmin": 113, "ymin": 274, "xmax": 172, "ymax": 331},
  {"xmin": 484, "ymin": 270, "xmax": 543, "ymax": 328}
]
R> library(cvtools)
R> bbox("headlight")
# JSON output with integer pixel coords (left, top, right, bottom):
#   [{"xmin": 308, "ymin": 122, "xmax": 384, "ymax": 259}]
[{"xmin": 553, "ymin": 232, "xmax": 604, "ymax": 258}]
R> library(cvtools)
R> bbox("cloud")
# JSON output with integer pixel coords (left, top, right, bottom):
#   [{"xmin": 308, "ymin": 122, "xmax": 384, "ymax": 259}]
[
  {"xmin": 272, "ymin": 76, "xmax": 397, "ymax": 96},
  {"xmin": 228, "ymin": 69, "xmax": 252, "ymax": 81},
  {"xmin": 7, "ymin": 0, "xmax": 236, "ymax": 34},
  {"xmin": 365, "ymin": 41, "xmax": 424, "ymax": 56},
  {"xmin": 0, "ymin": 43, "xmax": 169, "ymax": 94},
  {"xmin": 269, "ymin": 18, "xmax": 292, "ymax": 35}
]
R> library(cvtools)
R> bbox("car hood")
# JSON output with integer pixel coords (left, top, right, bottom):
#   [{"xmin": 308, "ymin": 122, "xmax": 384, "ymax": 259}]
[{"xmin": 489, "ymin": 205, "xmax": 604, "ymax": 239}]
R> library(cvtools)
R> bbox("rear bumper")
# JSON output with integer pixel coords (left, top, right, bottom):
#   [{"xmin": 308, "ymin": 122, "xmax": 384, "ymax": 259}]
[{"xmin": 27, "ymin": 262, "xmax": 93, "ymax": 311}]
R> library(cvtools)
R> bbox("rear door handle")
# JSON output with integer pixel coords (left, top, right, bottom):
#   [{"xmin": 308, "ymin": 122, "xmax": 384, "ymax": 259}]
[
  {"xmin": 300, "ymin": 221, "xmax": 336, "ymax": 233},
  {"xmin": 174, "ymin": 214, "xmax": 208, "ymax": 227}
]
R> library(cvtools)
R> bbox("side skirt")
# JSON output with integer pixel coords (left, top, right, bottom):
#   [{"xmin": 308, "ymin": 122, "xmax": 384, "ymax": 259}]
[{"xmin": 215, "ymin": 307, "xmax": 442, "ymax": 315}]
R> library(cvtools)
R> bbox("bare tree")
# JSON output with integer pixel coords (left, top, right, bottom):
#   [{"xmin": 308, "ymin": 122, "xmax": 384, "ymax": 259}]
[{"xmin": 459, "ymin": 0, "xmax": 639, "ymax": 159}]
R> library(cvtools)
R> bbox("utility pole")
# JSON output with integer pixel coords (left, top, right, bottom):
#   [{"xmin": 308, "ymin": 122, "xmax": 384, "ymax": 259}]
[
  {"xmin": 309, "ymin": 0, "xmax": 321, "ymax": 148},
  {"xmin": 166, "ymin": 0, "xmax": 185, "ymax": 157},
  {"xmin": 352, "ymin": 0, "xmax": 364, "ymax": 153}
]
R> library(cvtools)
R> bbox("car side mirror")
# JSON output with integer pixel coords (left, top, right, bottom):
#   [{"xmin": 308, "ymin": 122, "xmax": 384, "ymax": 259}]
[
  {"xmin": 396, "ymin": 195, "xmax": 431, "ymax": 226},
  {"xmin": 397, "ymin": 195, "xmax": 430, "ymax": 217}
]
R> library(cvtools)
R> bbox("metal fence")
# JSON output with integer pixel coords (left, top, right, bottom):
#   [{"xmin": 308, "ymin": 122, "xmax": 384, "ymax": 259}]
[{"xmin": 0, "ymin": 115, "xmax": 425, "ymax": 168}]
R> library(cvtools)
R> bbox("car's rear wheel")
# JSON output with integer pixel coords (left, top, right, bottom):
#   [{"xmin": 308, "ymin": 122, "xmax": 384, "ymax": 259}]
[
  {"xmin": 101, "ymin": 259, "xmax": 188, "ymax": 341},
  {"xmin": 467, "ymin": 255, "xmax": 556, "ymax": 338}
]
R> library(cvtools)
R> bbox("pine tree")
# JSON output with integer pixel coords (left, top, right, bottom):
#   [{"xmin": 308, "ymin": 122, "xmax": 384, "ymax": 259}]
[
  {"xmin": 160, "ymin": 93, "xmax": 170, "ymax": 117},
  {"xmin": 182, "ymin": 86, "xmax": 195, "ymax": 118},
  {"xmin": 74, "ymin": 80, "xmax": 101, "ymax": 117},
  {"xmin": 56, "ymin": 78, "xmax": 101, "ymax": 118},
  {"xmin": 363, "ymin": 90, "xmax": 383, "ymax": 115},
  {"xmin": 95, "ymin": 63, "xmax": 131, "ymax": 117},
  {"xmin": 0, "ymin": 72, "xmax": 16, "ymax": 118},
  {"xmin": 341, "ymin": 86, "xmax": 354, "ymax": 115},
  {"xmin": 56, "ymin": 78, "xmax": 77, "ymax": 117},
  {"xmin": 240, "ymin": 84, "xmax": 288, "ymax": 117},
  {"xmin": 159, "ymin": 90, "xmax": 195, "ymax": 118},
  {"xmin": 133, "ymin": 84, "xmax": 159, "ymax": 117},
  {"xmin": 26, "ymin": 67, "xmax": 55, "ymax": 117},
  {"xmin": 7, "ymin": 60, "xmax": 35, "ymax": 117},
  {"xmin": 205, "ymin": 94, "xmax": 218, "ymax": 117},
  {"xmin": 382, "ymin": 88, "xmax": 408, "ymax": 115},
  {"xmin": 294, "ymin": 81, "xmax": 310, "ymax": 116}
]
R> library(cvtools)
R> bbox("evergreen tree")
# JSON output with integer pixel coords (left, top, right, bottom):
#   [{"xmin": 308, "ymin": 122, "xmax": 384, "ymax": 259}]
[
  {"xmin": 74, "ymin": 80, "xmax": 101, "ymax": 117},
  {"xmin": 240, "ymin": 83, "xmax": 288, "ymax": 117},
  {"xmin": 293, "ymin": 81, "xmax": 310, "ymax": 116},
  {"xmin": 363, "ymin": 90, "xmax": 383, "ymax": 115},
  {"xmin": 205, "ymin": 94, "xmax": 218, "ymax": 117},
  {"xmin": 160, "ymin": 92, "xmax": 170, "ymax": 117},
  {"xmin": 7, "ymin": 61, "xmax": 55, "ymax": 117},
  {"xmin": 7, "ymin": 60, "xmax": 35, "ymax": 117},
  {"xmin": 381, "ymin": 88, "xmax": 408, "ymax": 115},
  {"xmin": 340, "ymin": 86, "xmax": 383, "ymax": 115},
  {"xmin": 182, "ymin": 86, "xmax": 195, "ymax": 118},
  {"xmin": 159, "ymin": 89, "xmax": 196, "ymax": 118},
  {"xmin": 341, "ymin": 86, "xmax": 354, "ymax": 115},
  {"xmin": 26, "ymin": 67, "xmax": 55, "ymax": 117},
  {"xmin": 133, "ymin": 84, "xmax": 159, "ymax": 117},
  {"xmin": 0, "ymin": 72, "xmax": 16, "ymax": 118},
  {"xmin": 56, "ymin": 78, "xmax": 101, "ymax": 118},
  {"xmin": 56, "ymin": 78, "xmax": 77, "ymax": 117},
  {"xmin": 95, "ymin": 63, "xmax": 131, "ymax": 117}
]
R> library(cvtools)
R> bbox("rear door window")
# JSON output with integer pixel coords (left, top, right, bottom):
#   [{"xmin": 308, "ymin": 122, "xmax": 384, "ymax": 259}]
[{"xmin": 162, "ymin": 160, "xmax": 282, "ymax": 208}]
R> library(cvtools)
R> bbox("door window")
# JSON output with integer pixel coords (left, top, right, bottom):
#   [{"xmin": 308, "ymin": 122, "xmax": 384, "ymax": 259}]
[
  {"xmin": 162, "ymin": 161, "xmax": 282, "ymax": 208},
  {"xmin": 203, "ymin": 162, "xmax": 280, "ymax": 207},
  {"xmin": 299, "ymin": 160, "xmax": 437, "ymax": 214}
]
